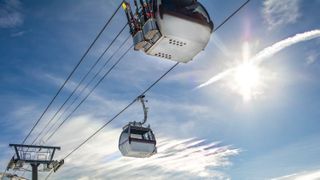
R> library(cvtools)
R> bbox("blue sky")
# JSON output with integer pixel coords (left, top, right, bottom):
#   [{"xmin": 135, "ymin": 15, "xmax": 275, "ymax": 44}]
[{"xmin": 1, "ymin": 0, "xmax": 320, "ymax": 179}]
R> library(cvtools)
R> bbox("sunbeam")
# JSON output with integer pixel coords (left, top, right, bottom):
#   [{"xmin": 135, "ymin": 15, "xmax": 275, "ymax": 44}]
[{"xmin": 197, "ymin": 29, "xmax": 320, "ymax": 101}]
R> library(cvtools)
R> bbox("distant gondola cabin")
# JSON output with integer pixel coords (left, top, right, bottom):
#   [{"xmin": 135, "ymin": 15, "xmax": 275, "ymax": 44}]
[{"xmin": 119, "ymin": 123, "xmax": 157, "ymax": 158}]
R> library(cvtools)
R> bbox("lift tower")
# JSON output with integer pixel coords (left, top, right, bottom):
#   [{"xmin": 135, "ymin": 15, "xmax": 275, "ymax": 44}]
[{"xmin": 6, "ymin": 144, "xmax": 63, "ymax": 180}]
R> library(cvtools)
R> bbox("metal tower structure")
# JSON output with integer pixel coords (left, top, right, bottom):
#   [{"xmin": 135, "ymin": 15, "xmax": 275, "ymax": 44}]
[{"xmin": 6, "ymin": 144, "xmax": 63, "ymax": 180}]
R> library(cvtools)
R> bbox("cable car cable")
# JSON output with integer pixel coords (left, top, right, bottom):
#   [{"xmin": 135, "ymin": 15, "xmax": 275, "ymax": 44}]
[
  {"xmin": 44, "ymin": 38, "xmax": 133, "ymax": 143},
  {"xmin": 60, "ymin": 0, "xmax": 252, "ymax": 160},
  {"xmin": 45, "ymin": 0, "xmax": 251, "ymax": 178},
  {"xmin": 20, "ymin": 32, "xmax": 129, "ymax": 180},
  {"xmin": 31, "ymin": 23, "xmax": 129, "ymax": 145},
  {"xmin": 20, "ymin": 2, "xmax": 123, "ymax": 145},
  {"xmin": 1, "ymin": 3, "xmax": 124, "ymax": 179},
  {"xmin": 39, "ymin": 33, "xmax": 130, "ymax": 146},
  {"xmin": 63, "ymin": 61, "xmax": 179, "ymax": 160},
  {"xmin": 214, "ymin": 0, "xmax": 250, "ymax": 32}
]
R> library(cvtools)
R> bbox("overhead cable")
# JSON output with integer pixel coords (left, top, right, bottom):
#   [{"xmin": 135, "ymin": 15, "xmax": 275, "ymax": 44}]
[
  {"xmin": 44, "ymin": 38, "xmax": 133, "ymax": 143},
  {"xmin": 45, "ymin": 0, "xmax": 251, "ymax": 178},
  {"xmin": 31, "ymin": 23, "xmax": 128, "ymax": 145},
  {"xmin": 21, "ymin": 2, "xmax": 123, "ymax": 145}
]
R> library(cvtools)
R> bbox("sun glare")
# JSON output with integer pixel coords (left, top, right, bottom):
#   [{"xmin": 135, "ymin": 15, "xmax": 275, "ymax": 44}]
[
  {"xmin": 230, "ymin": 42, "xmax": 263, "ymax": 102},
  {"xmin": 234, "ymin": 62, "xmax": 261, "ymax": 101}
]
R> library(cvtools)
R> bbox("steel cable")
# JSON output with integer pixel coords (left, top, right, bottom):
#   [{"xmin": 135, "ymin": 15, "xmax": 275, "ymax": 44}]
[{"xmin": 44, "ymin": 0, "xmax": 251, "ymax": 178}]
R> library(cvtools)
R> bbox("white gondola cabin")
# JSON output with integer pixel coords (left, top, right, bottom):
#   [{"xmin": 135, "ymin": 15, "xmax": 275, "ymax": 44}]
[
  {"xmin": 123, "ymin": 0, "xmax": 213, "ymax": 63},
  {"xmin": 119, "ymin": 123, "xmax": 157, "ymax": 158},
  {"xmin": 118, "ymin": 95, "xmax": 157, "ymax": 158}
]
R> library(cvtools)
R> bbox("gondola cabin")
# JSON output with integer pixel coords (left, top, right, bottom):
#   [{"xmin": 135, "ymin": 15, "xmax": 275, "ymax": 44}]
[
  {"xmin": 119, "ymin": 123, "xmax": 157, "ymax": 158},
  {"xmin": 122, "ymin": 0, "xmax": 213, "ymax": 63}
]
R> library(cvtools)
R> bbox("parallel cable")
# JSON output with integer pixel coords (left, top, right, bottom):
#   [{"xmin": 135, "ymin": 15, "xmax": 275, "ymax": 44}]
[
  {"xmin": 1, "ymin": 3, "xmax": 123, "ymax": 180},
  {"xmin": 45, "ymin": 0, "xmax": 251, "ymax": 178},
  {"xmin": 21, "ymin": 1, "xmax": 123, "ymax": 145},
  {"xmin": 31, "ymin": 23, "xmax": 128, "ymax": 145},
  {"xmin": 63, "ymin": 62, "xmax": 179, "ymax": 160},
  {"xmin": 44, "ymin": 39, "xmax": 133, "ymax": 143},
  {"xmin": 60, "ymin": 0, "xmax": 252, "ymax": 159},
  {"xmin": 40, "ymin": 35, "xmax": 128, "ymax": 144}
]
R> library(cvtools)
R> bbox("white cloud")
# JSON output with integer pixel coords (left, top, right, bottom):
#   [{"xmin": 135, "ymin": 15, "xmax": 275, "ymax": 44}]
[
  {"xmin": 262, "ymin": 0, "xmax": 301, "ymax": 29},
  {"xmin": 10, "ymin": 30, "xmax": 26, "ymax": 37},
  {"xmin": 196, "ymin": 68, "xmax": 235, "ymax": 89},
  {"xmin": 306, "ymin": 51, "xmax": 320, "ymax": 65},
  {"xmin": 230, "ymin": 132, "xmax": 320, "ymax": 179},
  {"xmin": 0, "ymin": 86, "xmax": 238, "ymax": 179},
  {"xmin": 0, "ymin": 0, "xmax": 23, "ymax": 28},
  {"xmin": 197, "ymin": 29, "xmax": 320, "ymax": 89},
  {"xmin": 272, "ymin": 169, "xmax": 320, "ymax": 180},
  {"xmin": 36, "ymin": 116, "xmax": 240, "ymax": 180},
  {"xmin": 252, "ymin": 30, "xmax": 320, "ymax": 65}
]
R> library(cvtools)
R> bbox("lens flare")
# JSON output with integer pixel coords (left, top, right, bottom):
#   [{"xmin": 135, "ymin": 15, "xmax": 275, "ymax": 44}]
[
  {"xmin": 233, "ymin": 62, "xmax": 261, "ymax": 101},
  {"xmin": 197, "ymin": 30, "xmax": 320, "ymax": 102},
  {"xmin": 231, "ymin": 41, "xmax": 263, "ymax": 102}
]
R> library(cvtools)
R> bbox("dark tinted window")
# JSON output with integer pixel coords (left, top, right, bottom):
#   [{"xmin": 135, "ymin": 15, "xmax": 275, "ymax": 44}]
[
  {"xmin": 162, "ymin": 0, "xmax": 211, "ymax": 23},
  {"xmin": 130, "ymin": 128, "xmax": 155, "ymax": 141},
  {"xmin": 162, "ymin": 0, "xmax": 194, "ymax": 9}
]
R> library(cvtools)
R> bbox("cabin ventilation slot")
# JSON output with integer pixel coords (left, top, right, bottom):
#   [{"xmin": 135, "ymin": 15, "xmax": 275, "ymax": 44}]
[
  {"xmin": 154, "ymin": 52, "xmax": 172, "ymax": 59},
  {"xmin": 168, "ymin": 39, "xmax": 187, "ymax": 47}
]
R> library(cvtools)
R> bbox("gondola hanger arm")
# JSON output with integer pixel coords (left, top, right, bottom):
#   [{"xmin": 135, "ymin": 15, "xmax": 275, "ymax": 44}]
[{"xmin": 137, "ymin": 95, "xmax": 148, "ymax": 125}]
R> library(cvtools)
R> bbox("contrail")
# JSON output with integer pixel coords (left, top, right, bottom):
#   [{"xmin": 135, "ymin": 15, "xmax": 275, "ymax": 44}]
[
  {"xmin": 196, "ymin": 68, "xmax": 235, "ymax": 89},
  {"xmin": 197, "ymin": 29, "xmax": 320, "ymax": 89},
  {"xmin": 252, "ymin": 30, "xmax": 320, "ymax": 65}
]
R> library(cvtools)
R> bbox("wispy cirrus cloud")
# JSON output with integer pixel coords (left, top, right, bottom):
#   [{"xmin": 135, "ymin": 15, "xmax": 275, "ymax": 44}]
[
  {"xmin": 0, "ymin": 0, "xmax": 23, "ymax": 28},
  {"xmin": 45, "ymin": 116, "xmax": 240, "ymax": 180},
  {"xmin": 306, "ymin": 51, "xmax": 320, "ymax": 65},
  {"xmin": 0, "ymin": 83, "xmax": 239, "ymax": 179},
  {"xmin": 271, "ymin": 169, "xmax": 320, "ymax": 180},
  {"xmin": 262, "ymin": 0, "xmax": 301, "ymax": 29},
  {"xmin": 10, "ymin": 30, "xmax": 26, "ymax": 37}
]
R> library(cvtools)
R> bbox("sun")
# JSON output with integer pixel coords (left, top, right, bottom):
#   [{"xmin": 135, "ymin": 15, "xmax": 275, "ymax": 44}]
[
  {"xmin": 231, "ymin": 42, "xmax": 263, "ymax": 102},
  {"xmin": 234, "ymin": 62, "xmax": 261, "ymax": 101},
  {"xmin": 197, "ymin": 41, "xmax": 267, "ymax": 101}
]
